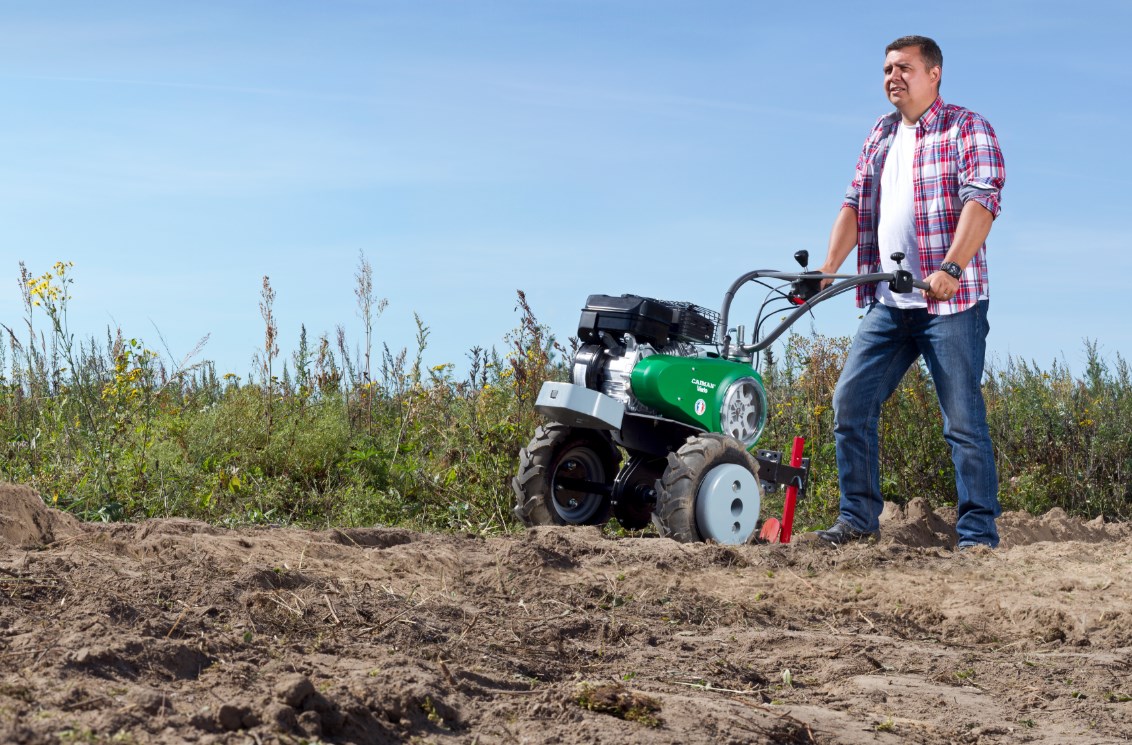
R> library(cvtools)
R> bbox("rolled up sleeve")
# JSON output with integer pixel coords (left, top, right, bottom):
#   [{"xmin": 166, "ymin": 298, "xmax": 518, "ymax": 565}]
[
  {"xmin": 957, "ymin": 113, "xmax": 1006, "ymax": 218},
  {"xmin": 842, "ymin": 138, "xmax": 871, "ymax": 212}
]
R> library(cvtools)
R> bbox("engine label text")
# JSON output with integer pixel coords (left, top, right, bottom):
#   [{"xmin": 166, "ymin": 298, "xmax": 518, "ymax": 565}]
[{"xmin": 690, "ymin": 378, "xmax": 716, "ymax": 394}]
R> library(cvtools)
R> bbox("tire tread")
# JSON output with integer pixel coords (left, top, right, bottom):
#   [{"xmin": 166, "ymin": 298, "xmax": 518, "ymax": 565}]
[
  {"xmin": 512, "ymin": 424, "xmax": 620, "ymax": 527},
  {"xmin": 652, "ymin": 433, "xmax": 760, "ymax": 543}
]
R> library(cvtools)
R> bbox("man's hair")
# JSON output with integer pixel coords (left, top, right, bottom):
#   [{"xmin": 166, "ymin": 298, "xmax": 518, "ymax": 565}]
[{"xmin": 886, "ymin": 35, "xmax": 943, "ymax": 72}]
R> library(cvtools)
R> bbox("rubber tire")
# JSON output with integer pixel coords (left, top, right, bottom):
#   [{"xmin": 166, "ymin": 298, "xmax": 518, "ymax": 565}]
[
  {"xmin": 652, "ymin": 433, "xmax": 762, "ymax": 543},
  {"xmin": 512, "ymin": 423, "xmax": 622, "ymax": 527}
]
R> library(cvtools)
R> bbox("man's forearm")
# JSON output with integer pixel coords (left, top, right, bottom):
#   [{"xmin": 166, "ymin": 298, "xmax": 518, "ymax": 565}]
[
  {"xmin": 944, "ymin": 200, "xmax": 994, "ymax": 269},
  {"xmin": 922, "ymin": 199, "xmax": 995, "ymax": 301},
  {"xmin": 819, "ymin": 206, "xmax": 859, "ymax": 274}
]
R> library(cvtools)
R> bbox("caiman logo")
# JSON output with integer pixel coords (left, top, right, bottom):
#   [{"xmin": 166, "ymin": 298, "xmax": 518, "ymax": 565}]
[{"xmin": 691, "ymin": 378, "xmax": 716, "ymax": 394}]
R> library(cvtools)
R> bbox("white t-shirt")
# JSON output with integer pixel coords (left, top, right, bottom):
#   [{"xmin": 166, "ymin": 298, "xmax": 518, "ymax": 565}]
[{"xmin": 875, "ymin": 123, "xmax": 927, "ymax": 308}]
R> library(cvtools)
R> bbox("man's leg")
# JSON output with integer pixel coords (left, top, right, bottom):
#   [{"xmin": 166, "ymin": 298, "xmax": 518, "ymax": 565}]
[
  {"xmin": 918, "ymin": 301, "xmax": 1000, "ymax": 547},
  {"xmin": 832, "ymin": 304, "xmax": 920, "ymax": 533}
]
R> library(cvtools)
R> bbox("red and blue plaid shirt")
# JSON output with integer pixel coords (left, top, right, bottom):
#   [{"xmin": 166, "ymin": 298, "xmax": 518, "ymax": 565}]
[{"xmin": 843, "ymin": 97, "xmax": 1006, "ymax": 314}]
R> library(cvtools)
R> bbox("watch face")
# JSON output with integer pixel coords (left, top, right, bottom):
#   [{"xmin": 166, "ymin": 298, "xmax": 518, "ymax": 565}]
[{"xmin": 942, "ymin": 262, "xmax": 962, "ymax": 279}]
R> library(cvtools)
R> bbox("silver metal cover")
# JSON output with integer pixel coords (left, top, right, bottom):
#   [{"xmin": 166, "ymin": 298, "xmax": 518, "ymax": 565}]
[
  {"xmin": 695, "ymin": 462, "xmax": 761, "ymax": 545},
  {"xmin": 535, "ymin": 382, "xmax": 625, "ymax": 430}
]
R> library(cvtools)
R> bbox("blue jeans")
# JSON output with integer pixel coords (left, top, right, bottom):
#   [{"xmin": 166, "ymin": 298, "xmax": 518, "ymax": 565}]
[{"xmin": 832, "ymin": 300, "xmax": 1000, "ymax": 546}]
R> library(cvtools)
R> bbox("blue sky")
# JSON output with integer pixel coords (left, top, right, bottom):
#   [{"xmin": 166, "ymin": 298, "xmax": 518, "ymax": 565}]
[{"xmin": 2, "ymin": 1, "xmax": 1130, "ymax": 381}]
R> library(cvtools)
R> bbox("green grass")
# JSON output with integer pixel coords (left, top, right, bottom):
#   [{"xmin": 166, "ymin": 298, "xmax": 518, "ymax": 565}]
[{"xmin": 3, "ymin": 257, "xmax": 1130, "ymax": 532}]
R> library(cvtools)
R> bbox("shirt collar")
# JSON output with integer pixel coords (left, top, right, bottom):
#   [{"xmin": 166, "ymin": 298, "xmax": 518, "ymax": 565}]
[
  {"xmin": 916, "ymin": 97, "xmax": 946, "ymax": 130},
  {"xmin": 883, "ymin": 96, "xmax": 946, "ymax": 133}
]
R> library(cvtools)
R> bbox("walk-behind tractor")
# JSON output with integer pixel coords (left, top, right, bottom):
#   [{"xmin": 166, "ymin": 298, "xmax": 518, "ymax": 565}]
[{"xmin": 512, "ymin": 251, "xmax": 929, "ymax": 545}]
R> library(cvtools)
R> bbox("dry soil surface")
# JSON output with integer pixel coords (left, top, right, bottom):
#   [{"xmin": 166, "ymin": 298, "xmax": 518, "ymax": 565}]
[{"xmin": 2, "ymin": 483, "xmax": 1131, "ymax": 744}]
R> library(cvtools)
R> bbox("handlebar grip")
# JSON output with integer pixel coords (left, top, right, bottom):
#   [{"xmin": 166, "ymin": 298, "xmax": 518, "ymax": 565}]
[{"xmin": 913, "ymin": 279, "xmax": 931, "ymax": 291}]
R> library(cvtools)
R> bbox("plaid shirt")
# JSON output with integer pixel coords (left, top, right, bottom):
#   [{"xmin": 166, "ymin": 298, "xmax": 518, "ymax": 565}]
[{"xmin": 843, "ymin": 97, "xmax": 1005, "ymax": 314}]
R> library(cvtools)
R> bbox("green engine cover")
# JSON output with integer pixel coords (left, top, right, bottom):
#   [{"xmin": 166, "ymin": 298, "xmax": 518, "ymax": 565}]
[{"xmin": 630, "ymin": 355, "xmax": 768, "ymax": 448}]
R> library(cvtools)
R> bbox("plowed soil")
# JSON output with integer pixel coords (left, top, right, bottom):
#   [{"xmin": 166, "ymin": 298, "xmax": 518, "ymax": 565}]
[{"xmin": 2, "ymin": 483, "xmax": 1131, "ymax": 744}]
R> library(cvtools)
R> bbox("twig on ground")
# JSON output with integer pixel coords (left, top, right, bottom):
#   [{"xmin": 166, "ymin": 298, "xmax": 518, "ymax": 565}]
[
  {"xmin": 265, "ymin": 593, "xmax": 303, "ymax": 617},
  {"xmin": 323, "ymin": 594, "xmax": 340, "ymax": 624},
  {"xmin": 670, "ymin": 679, "xmax": 761, "ymax": 695}
]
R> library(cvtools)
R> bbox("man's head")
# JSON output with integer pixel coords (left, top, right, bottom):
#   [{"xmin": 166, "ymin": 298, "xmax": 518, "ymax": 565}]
[{"xmin": 883, "ymin": 35, "xmax": 942, "ymax": 124}]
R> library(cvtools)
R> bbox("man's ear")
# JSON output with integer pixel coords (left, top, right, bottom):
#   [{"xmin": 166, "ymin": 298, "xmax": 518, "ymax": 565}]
[{"xmin": 930, "ymin": 65, "xmax": 942, "ymax": 87}]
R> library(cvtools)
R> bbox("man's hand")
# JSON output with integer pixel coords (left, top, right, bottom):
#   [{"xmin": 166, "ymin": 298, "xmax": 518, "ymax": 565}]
[
  {"xmin": 817, "ymin": 265, "xmax": 837, "ymax": 291},
  {"xmin": 924, "ymin": 270, "xmax": 960, "ymax": 301}
]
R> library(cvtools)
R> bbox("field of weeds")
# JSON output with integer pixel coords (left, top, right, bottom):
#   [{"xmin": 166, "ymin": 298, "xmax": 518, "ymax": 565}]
[{"xmin": 3, "ymin": 257, "xmax": 1129, "ymax": 534}]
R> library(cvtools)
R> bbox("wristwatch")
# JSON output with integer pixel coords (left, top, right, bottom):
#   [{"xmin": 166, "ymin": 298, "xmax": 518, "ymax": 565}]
[{"xmin": 940, "ymin": 261, "xmax": 963, "ymax": 279}]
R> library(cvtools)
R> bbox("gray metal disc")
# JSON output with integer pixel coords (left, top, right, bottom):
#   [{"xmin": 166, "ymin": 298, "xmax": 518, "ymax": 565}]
[{"xmin": 694, "ymin": 463, "xmax": 761, "ymax": 544}]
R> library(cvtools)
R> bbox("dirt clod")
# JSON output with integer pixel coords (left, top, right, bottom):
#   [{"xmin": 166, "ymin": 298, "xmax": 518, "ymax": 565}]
[
  {"xmin": 575, "ymin": 682, "xmax": 663, "ymax": 726},
  {"xmin": 127, "ymin": 686, "xmax": 172, "ymax": 716},
  {"xmin": 275, "ymin": 674, "xmax": 316, "ymax": 707},
  {"xmin": 216, "ymin": 704, "xmax": 245, "ymax": 731},
  {"xmin": 265, "ymin": 702, "xmax": 297, "ymax": 732}
]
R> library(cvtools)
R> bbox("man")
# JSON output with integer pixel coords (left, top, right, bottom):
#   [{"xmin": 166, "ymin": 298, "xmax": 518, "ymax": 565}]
[{"xmin": 814, "ymin": 35, "xmax": 1005, "ymax": 549}]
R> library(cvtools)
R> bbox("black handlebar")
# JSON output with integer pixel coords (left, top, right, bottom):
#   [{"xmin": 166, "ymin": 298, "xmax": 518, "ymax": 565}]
[{"xmin": 719, "ymin": 270, "xmax": 931, "ymax": 359}]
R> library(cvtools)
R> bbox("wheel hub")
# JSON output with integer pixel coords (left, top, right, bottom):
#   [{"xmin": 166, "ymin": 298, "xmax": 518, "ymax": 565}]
[
  {"xmin": 695, "ymin": 463, "xmax": 761, "ymax": 544},
  {"xmin": 551, "ymin": 447, "xmax": 607, "ymax": 522},
  {"xmin": 720, "ymin": 377, "xmax": 766, "ymax": 447}
]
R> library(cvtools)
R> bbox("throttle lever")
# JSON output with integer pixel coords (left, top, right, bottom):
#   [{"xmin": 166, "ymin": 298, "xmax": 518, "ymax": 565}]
[
  {"xmin": 786, "ymin": 249, "xmax": 822, "ymax": 304},
  {"xmin": 887, "ymin": 251, "xmax": 915, "ymax": 294},
  {"xmin": 788, "ymin": 272, "xmax": 823, "ymax": 304},
  {"xmin": 889, "ymin": 270, "xmax": 915, "ymax": 294}
]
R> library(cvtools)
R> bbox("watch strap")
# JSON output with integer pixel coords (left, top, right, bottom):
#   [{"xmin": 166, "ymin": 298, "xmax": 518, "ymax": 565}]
[{"xmin": 940, "ymin": 261, "xmax": 963, "ymax": 279}]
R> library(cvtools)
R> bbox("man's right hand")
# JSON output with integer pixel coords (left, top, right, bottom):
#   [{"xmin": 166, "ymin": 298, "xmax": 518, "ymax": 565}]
[
  {"xmin": 923, "ymin": 270, "xmax": 960, "ymax": 301},
  {"xmin": 817, "ymin": 265, "xmax": 837, "ymax": 291}
]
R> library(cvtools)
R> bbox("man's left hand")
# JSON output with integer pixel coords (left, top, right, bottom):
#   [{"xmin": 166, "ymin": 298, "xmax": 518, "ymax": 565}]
[{"xmin": 924, "ymin": 271, "xmax": 960, "ymax": 302}]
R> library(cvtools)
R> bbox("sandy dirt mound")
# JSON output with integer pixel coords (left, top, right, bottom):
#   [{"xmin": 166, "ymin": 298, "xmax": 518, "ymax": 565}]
[
  {"xmin": 2, "ymin": 487, "xmax": 1130, "ymax": 744},
  {"xmin": 0, "ymin": 484, "xmax": 81, "ymax": 548},
  {"xmin": 877, "ymin": 497, "xmax": 1128, "ymax": 549}
]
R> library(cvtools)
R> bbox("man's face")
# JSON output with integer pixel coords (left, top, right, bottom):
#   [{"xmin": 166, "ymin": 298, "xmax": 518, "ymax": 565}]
[{"xmin": 883, "ymin": 46, "xmax": 940, "ymax": 122}]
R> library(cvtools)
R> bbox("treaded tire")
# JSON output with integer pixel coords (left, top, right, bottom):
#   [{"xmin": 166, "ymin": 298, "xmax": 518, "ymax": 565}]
[
  {"xmin": 512, "ymin": 423, "xmax": 622, "ymax": 527},
  {"xmin": 653, "ymin": 433, "xmax": 762, "ymax": 543}
]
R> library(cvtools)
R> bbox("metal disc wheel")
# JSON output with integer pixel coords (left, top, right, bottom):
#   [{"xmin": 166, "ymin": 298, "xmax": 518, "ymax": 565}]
[
  {"xmin": 512, "ymin": 423, "xmax": 622, "ymax": 526},
  {"xmin": 652, "ymin": 433, "xmax": 763, "ymax": 544},
  {"xmin": 720, "ymin": 376, "xmax": 766, "ymax": 445}
]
